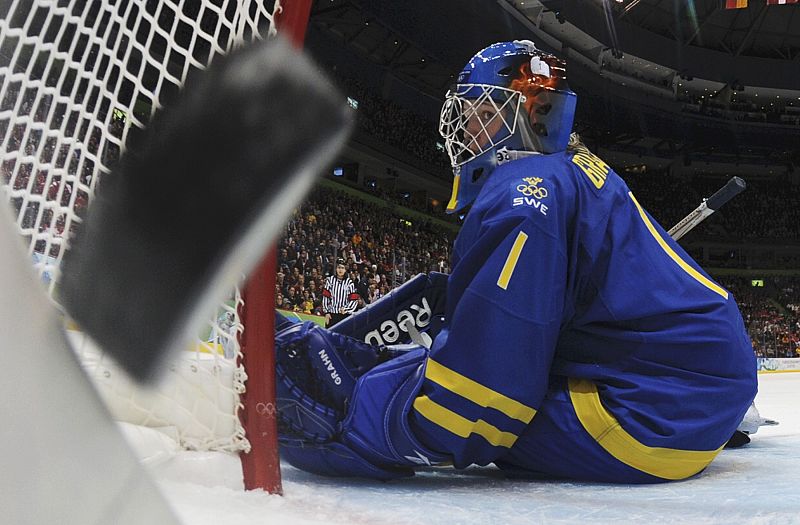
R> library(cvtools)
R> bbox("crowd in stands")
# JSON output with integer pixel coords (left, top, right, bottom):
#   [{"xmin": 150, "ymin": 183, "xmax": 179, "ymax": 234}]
[
  {"xmin": 723, "ymin": 277, "xmax": 800, "ymax": 358},
  {"xmin": 623, "ymin": 171, "xmax": 800, "ymax": 241},
  {"xmin": 275, "ymin": 185, "xmax": 453, "ymax": 316},
  {"xmin": 335, "ymin": 76, "xmax": 451, "ymax": 179},
  {"xmin": 680, "ymin": 92, "xmax": 800, "ymax": 126}
]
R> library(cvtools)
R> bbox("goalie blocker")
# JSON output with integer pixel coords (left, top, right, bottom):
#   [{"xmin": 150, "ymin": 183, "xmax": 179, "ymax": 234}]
[{"xmin": 331, "ymin": 272, "xmax": 447, "ymax": 346}]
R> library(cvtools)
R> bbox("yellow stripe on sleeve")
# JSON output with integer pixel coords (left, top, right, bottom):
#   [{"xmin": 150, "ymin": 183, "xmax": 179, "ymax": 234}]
[
  {"xmin": 628, "ymin": 192, "xmax": 728, "ymax": 300},
  {"xmin": 413, "ymin": 396, "xmax": 519, "ymax": 448},
  {"xmin": 425, "ymin": 359, "xmax": 536, "ymax": 424},
  {"xmin": 497, "ymin": 231, "xmax": 528, "ymax": 290},
  {"xmin": 568, "ymin": 378, "xmax": 723, "ymax": 480}
]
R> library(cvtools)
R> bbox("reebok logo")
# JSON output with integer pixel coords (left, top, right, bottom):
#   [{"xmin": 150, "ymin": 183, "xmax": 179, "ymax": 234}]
[{"xmin": 364, "ymin": 297, "xmax": 432, "ymax": 346}]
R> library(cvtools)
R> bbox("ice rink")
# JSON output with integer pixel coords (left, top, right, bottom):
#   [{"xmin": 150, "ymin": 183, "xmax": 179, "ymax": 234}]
[{"xmin": 146, "ymin": 372, "xmax": 800, "ymax": 525}]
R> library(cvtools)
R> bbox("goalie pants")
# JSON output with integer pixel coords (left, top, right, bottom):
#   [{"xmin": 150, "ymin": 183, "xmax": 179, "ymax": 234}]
[{"xmin": 495, "ymin": 376, "xmax": 724, "ymax": 484}]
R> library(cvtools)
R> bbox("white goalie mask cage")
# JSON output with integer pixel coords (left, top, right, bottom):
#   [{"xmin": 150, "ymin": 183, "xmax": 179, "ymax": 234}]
[{"xmin": 438, "ymin": 84, "xmax": 525, "ymax": 168}]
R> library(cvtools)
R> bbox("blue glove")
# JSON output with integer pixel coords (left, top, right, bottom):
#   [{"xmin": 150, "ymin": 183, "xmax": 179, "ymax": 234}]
[{"xmin": 275, "ymin": 321, "xmax": 448, "ymax": 479}]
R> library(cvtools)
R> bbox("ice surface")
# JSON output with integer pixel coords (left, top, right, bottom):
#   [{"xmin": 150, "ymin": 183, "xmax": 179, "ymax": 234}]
[{"xmin": 149, "ymin": 373, "xmax": 800, "ymax": 524}]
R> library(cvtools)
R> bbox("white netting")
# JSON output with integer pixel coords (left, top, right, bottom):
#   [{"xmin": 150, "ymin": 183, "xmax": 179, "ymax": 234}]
[{"xmin": 0, "ymin": 0, "xmax": 282, "ymax": 453}]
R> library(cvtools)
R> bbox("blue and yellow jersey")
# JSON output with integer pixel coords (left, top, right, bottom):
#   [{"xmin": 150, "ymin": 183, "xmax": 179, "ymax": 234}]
[{"xmin": 410, "ymin": 149, "xmax": 757, "ymax": 478}]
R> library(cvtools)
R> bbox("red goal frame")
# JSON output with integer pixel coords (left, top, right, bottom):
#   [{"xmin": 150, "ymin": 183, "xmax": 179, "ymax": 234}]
[{"xmin": 238, "ymin": 0, "xmax": 314, "ymax": 494}]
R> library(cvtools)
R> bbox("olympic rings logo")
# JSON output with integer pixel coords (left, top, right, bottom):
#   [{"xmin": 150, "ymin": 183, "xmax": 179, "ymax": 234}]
[{"xmin": 516, "ymin": 177, "xmax": 548, "ymax": 199}]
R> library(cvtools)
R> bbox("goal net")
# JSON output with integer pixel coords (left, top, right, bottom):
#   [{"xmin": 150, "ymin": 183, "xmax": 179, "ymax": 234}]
[{"xmin": 0, "ymin": 0, "xmax": 297, "ymax": 490}]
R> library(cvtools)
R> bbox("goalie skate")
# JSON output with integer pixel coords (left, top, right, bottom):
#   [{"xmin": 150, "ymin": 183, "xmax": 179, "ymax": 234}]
[{"xmin": 737, "ymin": 401, "xmax": 779, "ymax": 435}]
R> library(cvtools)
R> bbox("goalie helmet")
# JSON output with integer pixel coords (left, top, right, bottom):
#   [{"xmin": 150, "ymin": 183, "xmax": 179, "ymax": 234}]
[{"xmin": 439, "ymin": 40, "xmax": 577, "ymax": 213}]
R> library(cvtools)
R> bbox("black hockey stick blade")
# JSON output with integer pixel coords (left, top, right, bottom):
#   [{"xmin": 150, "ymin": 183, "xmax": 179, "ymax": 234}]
[
  {"xmin": 60, "ymin": 37, "xmax": 353, "ymax": 382},
  {"xmin": 706, "ymin": 176, "xmax": 746, "ymax": 211}
]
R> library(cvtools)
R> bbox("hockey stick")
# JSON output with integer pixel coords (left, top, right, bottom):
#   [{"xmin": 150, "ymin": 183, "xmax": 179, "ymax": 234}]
[
  {"xmin": 668, "ymin": 176, "xmax": 746, "ymax": 241},
  {"xmin": 60, "ymin": 38, "xmax": 353, "ymax": 382},
  {"xmin": 665, "ymin": 177, "xmax": 782, "ymax": 443}
]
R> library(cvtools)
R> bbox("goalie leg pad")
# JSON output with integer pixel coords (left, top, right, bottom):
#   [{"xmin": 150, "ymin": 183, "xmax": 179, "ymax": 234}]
[
  {"xmin": 275, "ymin": 321, "xmax": 382, "ymax": 408},
  {"xmin": 276, "ymin": 363, "xmax": 340, "ymax": 442},
  {"xmin": 341, "ymin": 347, "xmax": 450, "ymax": 470},
  {"xmin": 279, "ymin": 346, "xmax": 448, "ymax": 478},
  {"xmin": 280, "ymin": 441, "xmax": 413, "ymax": 480}
]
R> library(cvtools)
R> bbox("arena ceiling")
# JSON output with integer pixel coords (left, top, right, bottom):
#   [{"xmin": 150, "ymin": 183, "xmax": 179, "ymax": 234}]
[
  {"xmin": 530, "ymin": 0, "xmax": 800, "ymax": 90},
  {"xmin": 307, "ymin": 0, "xmax": 800, "ymax": 167},
  {"xmin": 538, "ymin": 0, "xmax": 800, "ymax": 60},
  {"xmin": 309, "ymin": 0, "xmax": 800, "ymax": 94}
]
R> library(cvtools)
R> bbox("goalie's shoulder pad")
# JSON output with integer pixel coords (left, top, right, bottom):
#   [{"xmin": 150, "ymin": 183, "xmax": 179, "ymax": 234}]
[{"xmin": 332, "ymin": 272, "xmax": 447, "ymax": 347}]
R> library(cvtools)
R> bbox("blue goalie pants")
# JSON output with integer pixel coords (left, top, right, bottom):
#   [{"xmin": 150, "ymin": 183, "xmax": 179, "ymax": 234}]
[{"xmin": 495, "ymin": 376, "xmax": 725, "ymax": 484}]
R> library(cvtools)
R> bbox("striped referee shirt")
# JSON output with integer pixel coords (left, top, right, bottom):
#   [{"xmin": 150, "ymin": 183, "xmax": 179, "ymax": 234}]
[{"xmin": 322, "ymin": 275, "xmax": 359, "ymax": 314}]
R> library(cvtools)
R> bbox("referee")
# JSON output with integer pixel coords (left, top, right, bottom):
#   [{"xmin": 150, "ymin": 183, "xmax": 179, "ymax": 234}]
[{"xmin": 322, "ymin": 258, "xmax": 359, "ymax": 328}]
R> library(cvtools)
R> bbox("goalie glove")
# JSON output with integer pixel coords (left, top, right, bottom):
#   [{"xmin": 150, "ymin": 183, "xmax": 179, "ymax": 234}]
[{"xmin": 275, "ymin": 322, "xmax": 448, "ymax": 479}]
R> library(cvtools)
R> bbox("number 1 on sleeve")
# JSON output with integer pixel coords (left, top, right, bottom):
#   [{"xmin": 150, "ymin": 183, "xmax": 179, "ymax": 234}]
[{"xmin": 497, "ymin": 231, "xmax": 528, "ymax": 290}]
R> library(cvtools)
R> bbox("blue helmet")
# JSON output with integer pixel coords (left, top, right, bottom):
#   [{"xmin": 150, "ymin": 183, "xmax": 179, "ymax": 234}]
[{"xmin": 439, "ymin": 40, "xmax": 577, "ymax": 213}]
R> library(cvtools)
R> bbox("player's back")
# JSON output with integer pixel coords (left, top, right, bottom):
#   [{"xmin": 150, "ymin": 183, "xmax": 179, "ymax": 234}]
[
  {"xmin": 459, "ymin": 148, "xmax": 756, "ymax": 453},
  {"xmin": 561, "ymin": 147, "xmax": 756, "ymax": 452}
]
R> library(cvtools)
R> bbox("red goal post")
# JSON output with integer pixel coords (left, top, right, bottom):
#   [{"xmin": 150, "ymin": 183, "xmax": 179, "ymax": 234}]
[{"xmin": 238, "ymin": 0, "xmax": 313, "ymax": 495}]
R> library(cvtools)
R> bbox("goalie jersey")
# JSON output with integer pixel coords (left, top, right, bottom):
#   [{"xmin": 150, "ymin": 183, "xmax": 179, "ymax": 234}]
[{"xmin": 409, "ymin": 149, "xmax": 757, "ymax": 482}]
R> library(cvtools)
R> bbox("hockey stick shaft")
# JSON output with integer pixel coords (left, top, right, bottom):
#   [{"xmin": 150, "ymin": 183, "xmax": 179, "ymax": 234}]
[{"xmin": 668, "ymin": 176, "xmax": 746, "ymax": 241}]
